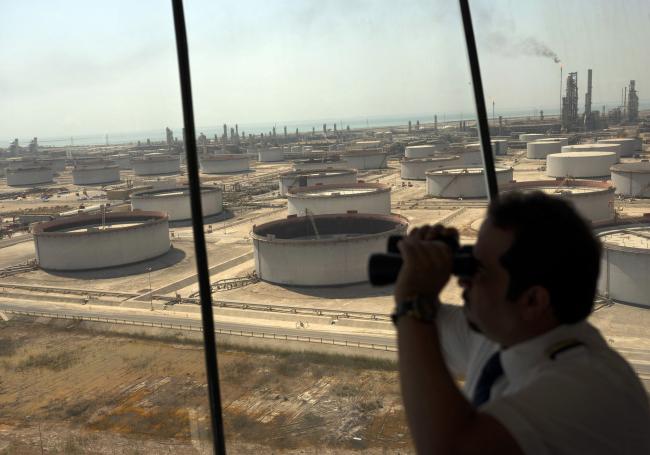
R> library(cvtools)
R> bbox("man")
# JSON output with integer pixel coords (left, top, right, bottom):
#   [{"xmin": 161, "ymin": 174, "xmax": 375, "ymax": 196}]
[{"xmin": 393, "ymin": 191, "xmax": 650, "ymax": 454}]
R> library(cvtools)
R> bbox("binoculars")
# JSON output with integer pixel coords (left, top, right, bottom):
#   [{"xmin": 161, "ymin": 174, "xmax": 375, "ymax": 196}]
[{"xmin": 368, "ymin": 235, "xmax": 478, "ymax": 286}]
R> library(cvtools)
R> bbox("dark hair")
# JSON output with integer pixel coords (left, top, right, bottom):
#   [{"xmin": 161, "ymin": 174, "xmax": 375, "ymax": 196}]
[{"xmin": 488, "ymin": 191, "xmax": 601, "ymax": 324}]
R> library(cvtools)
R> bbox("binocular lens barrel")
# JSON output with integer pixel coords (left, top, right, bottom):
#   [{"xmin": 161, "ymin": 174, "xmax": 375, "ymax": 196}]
[{"xmin": 367, "ymin": 236, "xmax": 477, "ymax": 286}]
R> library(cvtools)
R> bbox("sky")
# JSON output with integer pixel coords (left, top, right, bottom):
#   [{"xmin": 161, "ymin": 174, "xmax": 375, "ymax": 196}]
[{"xmin": 2, "ymin": 0, "xmax": 650, "ymax": 142}]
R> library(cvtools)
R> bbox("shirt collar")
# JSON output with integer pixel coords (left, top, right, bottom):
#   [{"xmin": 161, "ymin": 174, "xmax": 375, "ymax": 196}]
[{"xmin": 499, "ymin": 321, "xmax": 599, "ymax": 383}]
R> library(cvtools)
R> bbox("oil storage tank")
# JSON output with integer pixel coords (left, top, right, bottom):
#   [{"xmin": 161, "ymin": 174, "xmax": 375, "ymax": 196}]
[
  {"xmin": 292, "ymin": 157, "xmax": 349, "ymax": 171},
  {"xmin": 252, "ymin": 213, "xmax": 408, "ymax": 286},
  {"xmin": 33, "ymin": 211, "xmax": 171, "ymax": 270},
  {"xmin": 342, "ymin": 150, "xmax": 388, "ymax": 169},
  {"xmin": 287, "ymin": 182, "xmax": 391, "ymax": 216},
  {"xmin": 610, "ymin": 162, "xmax": 650, "ymax": 197},
  {"xmin": 39, "ymin": 157, "xmax": 67, "ymax": 172},
  {"xmin": 546, "ymin": 152, "xmax": 617, "ymax": 178},
  {"xmin": 426, "ymin": 166, "xmax": 513, "ymax": 198},
  {"xmin": 109, "ymin": 153, "xmax": 133, "ymax": 170},
  {"xmin": 131, "ymin": 186, "xmax": 222, "ymax": 221},
  {"xmin": 597, "ymin": 138, "xmax": 641, "ymax": 157},
  {"xmin": 500, "ymin": 180, "xmax": 615, "ymax": 223},
  {"xmin": 6, "ymin": 165, "xmax": 54, "ymax": 186},
  {"xmin": 279, "ymin": 168, "xmax": 357, "ymax": 196},
  {"xmin": 400, "ymin": 155, "xmax": 461, "ymax": 180},
  {"xmin": 131, "ymin": 154, "xmax": 180, "ymax": 176},
  {"xmin": 201, "ymin": 154, "xmax": 250, "ymax": 174},
  {"xmin": 519, "ymin": 133, "xmax": 546, "ymax": 142},
  {"xmin": 258, "ymin": 147, "xmax": 284, "ymax": 162},
  {"xmin": 405, "ymin": 145, "xmax": 437, "ymax": 158},
  {"xmin": 562, "ymin": 143, "xmax": 623, "ymax": 159},
  {"xmin": 597, "ymin": 219, "xmax": 650, "ymax": 307},
  {"xmin": 527, "ymin": 141, "xmax": 562, "ymax": 159},
  {"xmin": 72, "ymin": 161, "xmax": 120, "ymax": 185}
]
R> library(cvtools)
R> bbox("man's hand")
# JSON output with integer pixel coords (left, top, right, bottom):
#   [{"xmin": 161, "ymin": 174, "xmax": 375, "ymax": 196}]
[{"xmin": 394, "ymin": 224, "xmax": 459, "ymax": 304}]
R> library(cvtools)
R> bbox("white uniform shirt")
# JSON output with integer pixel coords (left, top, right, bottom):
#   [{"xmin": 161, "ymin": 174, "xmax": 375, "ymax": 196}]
[{"xmin": 436, "ymin": 305, "xmax": 650, "ymax": 455}]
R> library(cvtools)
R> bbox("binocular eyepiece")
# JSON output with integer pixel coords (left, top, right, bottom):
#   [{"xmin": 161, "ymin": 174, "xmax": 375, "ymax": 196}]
[{"xmin": 368, "ymin": 235, "xmax": 478, "ymax": 286}]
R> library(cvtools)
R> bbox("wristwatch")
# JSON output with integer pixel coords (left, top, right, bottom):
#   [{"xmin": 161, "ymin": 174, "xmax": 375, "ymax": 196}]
[{"xmin": 391, "ymin": 295, "xmax": 439, "ymax": 325}]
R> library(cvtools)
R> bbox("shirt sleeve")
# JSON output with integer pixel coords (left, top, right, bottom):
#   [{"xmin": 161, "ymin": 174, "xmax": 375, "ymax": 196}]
[
  {"xmin": 436, "ymin": 304, "xmax": 478, "ymax": 378},
  {"xmin": 480, "ymin": 362, "xmax": 650, "ymax": 455}
]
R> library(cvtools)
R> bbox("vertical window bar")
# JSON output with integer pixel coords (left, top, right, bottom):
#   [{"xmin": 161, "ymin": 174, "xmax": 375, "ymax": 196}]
[
  {"xmin": 459, "ymin": 0, "xmax": 499, "ymax": 200},
  {"xmin": 171, "ymin": 1, "xmax": 227, "ymax": 453}
]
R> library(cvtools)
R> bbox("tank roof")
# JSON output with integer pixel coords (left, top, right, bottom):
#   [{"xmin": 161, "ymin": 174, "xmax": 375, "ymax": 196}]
[
  {"xmin": 280, "ymin": 168, "xmax": 356, "ymax": 178},
  {"xmin": 130, "ymin": 186, "xmax": 220, "ymax": 199},
  {"xmin": 287, "ymin": 182, "xmax": 390, "ymax": 198},
  {"xmin": 499, "ymin": 179, "xmax": 614, "ymax": 196},
  {"xmin": 610, "ymin": 162, "xmax": 650, "ymax": 173},
  {"xmin": 426, "ymin": 166, "xmax": 511, "ymax": 176},
  {"xmin": 202, "ymin": 154, "xmax": 248, "ymax": 161},
  {"xmin": 33, "ymin": 211, "xmax": 168, "ymax": 236},
  {"xmin": 252, "ymin": 213, "xmax": 407, "ymax": 243},
  {"xmin": 401, "ymin": 155, "xmax": 460, "ymax": 163},
  {"xmin": 549, "ymin": 151, "xmax": 616, "ymax": 158},
  {"xmin": 599, "ymin": 225, "xmax": 650, "ymax": 252}
]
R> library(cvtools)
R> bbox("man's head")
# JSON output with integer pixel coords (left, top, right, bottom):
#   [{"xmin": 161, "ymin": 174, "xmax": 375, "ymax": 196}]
[{"xmin": 459, "ymin": 191, "xmax": 601, "ymax": 346}]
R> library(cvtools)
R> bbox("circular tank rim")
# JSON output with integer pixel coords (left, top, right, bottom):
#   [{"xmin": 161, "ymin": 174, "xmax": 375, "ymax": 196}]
[
  {"xmin": 32, "ymin": 210, "xmax": 169, "ymax": 237},
  {"xmin": 72, "ymin": 164, "xmax": 120, "ymax": 171},
  {"xmin": 131, "ymin": 155, "xmax": 179, "ymax": 162},
  {"xmin": 201, "ymin": 154, "xmax": 249, "ymax": 161},
  {"xmin": 286, "ymin": 182, "xmax": 391, "ymax": 199},
  {"xmin": 6, "ymin": 166, "xmax": 52, "ymax": 173},
  {"xmin": 594, "ymin": 217, "xmax": 650, "ymax": 254},
  {"xmin": 130, "ymin": 186, "xmax": 221, "ymax": 200},
  {"xmin": 292, "ymin": 157, "xmax": 344, "ymax": 165},
  {"xmin": 549, "ymin": 151, "xmax": 617, "ymax": 158},
  {"xmin": 610, "ymin": 162, "xmax": 650, "ymax": 173},
  {"xmin": 401, "ymin": 155, "xmax": 461, "ymax": 164},
  {"xmin": 342, "ymin": 149, "xmax": 387, "ymax": 157},
  {"xmin": 426, "ymin": 165, "xmax": 513, "ymax": 176},
  {"xmin": 280, "ymin": 168, "xmax": 357, "ymax": 178},
  {"xmin": 499, "ymin": 179, "xmax": 615, "ymax": 198},
  {"xmin": 251, "ymin": 213, "xmax": 408, "ymax": 245}
]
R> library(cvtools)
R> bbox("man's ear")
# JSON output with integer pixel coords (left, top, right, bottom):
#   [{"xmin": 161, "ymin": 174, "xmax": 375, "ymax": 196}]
[{"xmin": 520, "ymin": 285, "xmax": 551, "ymax": 322}]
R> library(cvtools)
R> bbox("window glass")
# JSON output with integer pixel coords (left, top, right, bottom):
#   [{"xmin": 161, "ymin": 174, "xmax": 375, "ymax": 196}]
[
  {"xmin": 0, "ymin": 1, "xmax": 214, "ymax": 452},
  {"xmin": 474, "ymin": 0, "xmax": 650, "ymax": 392}
]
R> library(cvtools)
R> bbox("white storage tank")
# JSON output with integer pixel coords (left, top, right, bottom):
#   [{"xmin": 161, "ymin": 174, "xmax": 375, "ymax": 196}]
[
  {"xmin": 426, "ymin": 166, "xmax": 514, "ymax": 198},
  {"xmin": 39, "ymin": 157, "xmax": 67, "ymax": 172},
  {"xmin": 6, "ymin": 165, "xmax": 54, "ymax": 186},
  {"xmin": 279, "ymin": 169, "xmax": 357, "ymax": 196},
  {"xmin": 597, "ymin": 220, "xmax": 650, "ymax": 307},
  {"xmin": 131, "ymin": 186, "xmax": 223, "ymax": 221},
  {"xmin": 351, "ymin": 140, "xmax": 382, "ymax": 150},
  {"xmin": 562, "ymin": 143, "xmax": 623, "ymax": 160},
  {"xmin": 546, "ymin": 152, "xmax": 617, "ymax": 178},
  {"xmin": 610, "ymin": 162, "xmax": 650, "ymax": 197},
  {"xmin": 292, "ymin": 157, "xmax": 349, "ymax": 171},
  {"xmin": 287, "ymin": 183, "xmax": 391, "ymax": 216},
  {"xmin": 258, "ymin": 147, "xmax": 284, "ymax": 162},
  {"xmin": 538, "ymin": 137, "xmax": 569, "ymax": 147},
  {"xmin": 72, "ymin": 162, "xmax": 120, "ymax": 185},
  {"xmin": 519, "ymin": 133, "xmax": 546, "ymax": 142},
  {"xmin": 597, "ymin": 138, "xmax": 641, "ymax": 157},
  {"xmin": 131, "ymin": 154, "xmax": 180, "ymax": 176},
  {"xmin": 405, "ymin": 145, "xmax": 437, "ymax": 158},
  {"xmin": 492, "ymin": 139, "xmax": 508, "ymax": 155},
  {"xmin": 400, "ymin": 155, "xmax": 462, "ymax": 180},
  {"xmin": 252, "ymin": 213, "xmax": 408, "ymax": 286},
  {"xmin": 527, "ymin": 141, "xmax": 562, "ymax": 159},
  {"xmin": 201, "ymin": 154, "xmax": 250, "ymax": 174},
  {"xmin": 109, "ymin": 153, "xmax": 133, "ymax": 170},
  {"xmin": 33, "ymin": 211, "xmax": 171, "ymax": 270},
  {"xmin": 500, "ymin": 180, "xmax": 615, "ymax": 223},
  {"xmin": 342, "ymin": 150, "xmax": 388, "ymax": 169}
]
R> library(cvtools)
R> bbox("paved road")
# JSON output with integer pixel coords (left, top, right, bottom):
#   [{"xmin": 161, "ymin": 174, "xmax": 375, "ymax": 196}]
[{"xmin": 0, "ymin": 300, "xmax": 395, "ymax": 348}]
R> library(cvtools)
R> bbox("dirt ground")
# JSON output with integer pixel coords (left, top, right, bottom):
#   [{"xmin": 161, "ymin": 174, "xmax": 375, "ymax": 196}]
[{"xmin": 0, "ymin": 316, "xmax": 412, "ymax": 454}]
